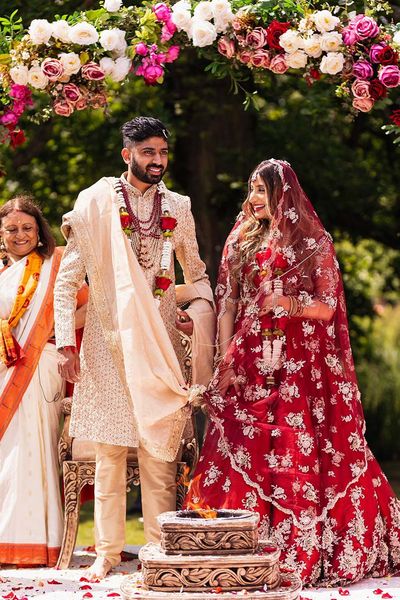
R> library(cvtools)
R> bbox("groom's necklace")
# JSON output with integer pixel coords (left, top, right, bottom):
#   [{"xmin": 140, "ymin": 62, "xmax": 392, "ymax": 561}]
[{"xmin": 119, "ymin": 179, "xmax": 161, "ymax": 269}]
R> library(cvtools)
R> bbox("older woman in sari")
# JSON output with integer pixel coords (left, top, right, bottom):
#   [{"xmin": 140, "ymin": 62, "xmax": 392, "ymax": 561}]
[{"xmin": 0, "ymin": 195, "xmax": 87, "ymax": 567}]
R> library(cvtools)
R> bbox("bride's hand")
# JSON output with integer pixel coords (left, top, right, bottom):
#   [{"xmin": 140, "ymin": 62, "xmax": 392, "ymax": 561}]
[
  {"xmin": 259, "ymin": 292, "xmax": 275, "ymax": 316},
  {"xmin": 217, "ymin": 365, "xmax": 240, "ymax": 396}
]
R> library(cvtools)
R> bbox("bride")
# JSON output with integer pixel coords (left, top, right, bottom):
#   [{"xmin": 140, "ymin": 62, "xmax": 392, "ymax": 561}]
[{"xmin": 185, "ymin": 159, "xmax": 400, "ymax": 585}]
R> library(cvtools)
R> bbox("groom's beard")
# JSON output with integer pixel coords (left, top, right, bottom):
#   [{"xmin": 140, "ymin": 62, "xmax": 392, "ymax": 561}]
[{"xmin": 130, "ymin": 157, "xmax": 166, "ymax": 185}]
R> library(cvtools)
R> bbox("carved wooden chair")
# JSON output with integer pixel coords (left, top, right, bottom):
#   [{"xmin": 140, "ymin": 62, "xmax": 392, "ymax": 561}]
[{"xmin": 56, "ymin": 332, "xmax": 198, "ymax": 569}]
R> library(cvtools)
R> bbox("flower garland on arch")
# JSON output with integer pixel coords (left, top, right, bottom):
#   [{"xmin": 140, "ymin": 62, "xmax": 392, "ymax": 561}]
[
  {"xmin": 0, "ymin": 0, "xmax": 400, "ymax": 150},
  {"xmin": 113, "ymin": 178, "xmax": 177, "ymax": 307}
]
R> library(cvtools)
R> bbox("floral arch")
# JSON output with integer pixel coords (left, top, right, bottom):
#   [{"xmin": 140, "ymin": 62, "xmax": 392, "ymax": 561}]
[{"xmin": 0, "ymin": 0, "xmax": 400, "ymax": 150}]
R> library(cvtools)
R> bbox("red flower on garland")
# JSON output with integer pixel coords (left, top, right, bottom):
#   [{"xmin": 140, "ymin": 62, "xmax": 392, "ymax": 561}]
[
  {"xmin": 266, "ymin": 20, "xmax": 292, "ymax": 50},
  {"xmin": 160, "ymin": 215, "xmax": 177, "ymax": 237},
  {"xmin": 155, "ymin": 273, "xmax": 172, "ymax": 296},
  {"xmin": 273, "ymin": 252, "xmax": 288, "ymax": 270},
  {"xmin": 119, "ymin": 209, "xmax": 132, "ymax": 231}
]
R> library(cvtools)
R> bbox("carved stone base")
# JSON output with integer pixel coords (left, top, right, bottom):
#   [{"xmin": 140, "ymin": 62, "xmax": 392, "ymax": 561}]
[
  {"xmin": 159, "ymin": 509, "xmax": 260, "ymax": 555},
  {"xmin": 121, "ymin": 572, "xmax": 302, "ymax": 600},
  {"xmin": 139, "ymin": 542, "xmax": 281, "ymax": 592}
]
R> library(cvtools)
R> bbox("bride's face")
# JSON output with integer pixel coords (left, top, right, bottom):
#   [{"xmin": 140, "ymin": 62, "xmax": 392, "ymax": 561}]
[{"xmin": 248, "ymin": 174, "xmax": 271, "ymax": 220}]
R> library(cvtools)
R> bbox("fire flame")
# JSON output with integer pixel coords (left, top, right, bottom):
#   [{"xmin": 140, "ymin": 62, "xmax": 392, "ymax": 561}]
[{"xmin": 185, "ymin": 474, "xmax": 218, "ymax": 519}]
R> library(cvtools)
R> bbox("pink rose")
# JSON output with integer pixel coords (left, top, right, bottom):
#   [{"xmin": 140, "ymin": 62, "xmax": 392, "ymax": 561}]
[
  {"xmin": 63, "ymin": 83, "xmax": 82, "ymax": 103},
  {"xmin": 135, "ymin": 42, "xmax": 149, "ymax": 56},
  {"xmin": 269, "ymin": 54, "xmax": 288, "ymax": 74},
  {"xmin": 352, "ymin": 59, "xmax": 374, "ymax": 80},
  {"xmin": 161, "ymin": 20, "xmax": 176, "ymax": 42},
  {"xmin": 0, "ymin": 111, "xmax": 18, "ymax": 126},
  {"xmin": 250, "ymin": 49, "xmax": 271, "ymax": 69},
  {"xmin": 10, "ymin": 84, "xmax": 32, "ymax": 102},
  {"xmin": 89, "ymin": 92, "xmax": 108, "ymax": 109},
  {"xmin": 342, "ymin": 26, "xmax": 359, "ymax": 46},
  {"xmin": 231, "ymin": 17, "xmax": 243, "ymax": 32},
  {"xmin": 75, "ymin": 93, "xmax": 88, "ymax": 111},
  {"xmin": 53, "ymin": 99, "xmax": 74, "ymax": 117},
  {"xmin": 153, "ymin": 3, "xmax": 171, "ymax": 22},
  {"xmin": 238, "ymin": 50, "xmax": 252, "ymax": 64},
  {"xmin": 142, "ymin": 64, "xmax": 164, "ymax": 84},
  {"xmin": 41, "ymin": 57, "xmax": 64, "ymax": 81},
  {"xmin": 352, "ymin": 97, "xmax": 375, "ymax": 112},
  {"xmin": 351, "ymin": 78, "xmax": 371, "ymax": 98},
  {"xmin": 378, "ymin": 64, "xmax": 400, "ymax": 88},
  {"xmin": 354, "ymin": 15, "xmax": 379, "ymax": 40},
  {"xmin": 246, "ymin": 27, "xmax": 268, "ymax": 49},
  {"xmin": 12, "ymin": 100, "xmax": 26, "ymax": 117},
  {"xmin": 218, "ymin": 36, "xmax": 236, "ymax": 59},
  {"xmin": 165, "ymin": 45, "xmax": 180, "ymax": 63},
  {"xmin": 370, "ymin": 43, "xmax": 386, "ymax": 63},
  {"xmin": 81, "ymin": 62, "xmax": 105, "ymax": 81}
]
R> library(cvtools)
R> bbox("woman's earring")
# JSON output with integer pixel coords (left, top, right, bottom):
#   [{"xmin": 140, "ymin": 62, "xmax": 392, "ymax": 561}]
[
  {"xmin": 0, "ymin": 239, "xmax": 8, "ymax": 266},
  {"xmin": 0, "ymin": 239, "xmax": 5, "ymax": 252},
  {"xmin": 37, "ymin": 237, "xmax": 43, "ymax": 247}
]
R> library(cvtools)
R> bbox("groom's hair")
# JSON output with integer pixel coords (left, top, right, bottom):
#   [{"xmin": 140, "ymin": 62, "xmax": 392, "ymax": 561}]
[{"xmin": 121, "ymin": 116, "xmax": 169, "ymax": 147}]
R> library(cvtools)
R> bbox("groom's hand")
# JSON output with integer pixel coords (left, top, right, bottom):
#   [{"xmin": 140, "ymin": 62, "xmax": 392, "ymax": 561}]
[
  {"xmin": 176, "ymin": 308, "xmax": 193, "ymax": 336},
  {"xmin": 57, "ymin": 347, "xmax": 81, "ymax": 383}
]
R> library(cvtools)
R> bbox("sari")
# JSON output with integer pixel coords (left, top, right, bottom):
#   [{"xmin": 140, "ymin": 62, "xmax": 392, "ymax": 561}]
[{"xmin": 0, "ymin": 249, "xmax": 64, "ymax": 566}]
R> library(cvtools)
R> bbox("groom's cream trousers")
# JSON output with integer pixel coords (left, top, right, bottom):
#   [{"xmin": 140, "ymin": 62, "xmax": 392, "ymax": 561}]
[{"xmin": 94, "ymin": 441, "xmax": 180, "ymax": 566}]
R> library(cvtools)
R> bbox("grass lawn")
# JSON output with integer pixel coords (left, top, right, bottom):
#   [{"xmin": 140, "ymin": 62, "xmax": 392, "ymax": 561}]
[{"xmin": 76, "ymin": 463, "xmax": 400, "ymax": 547}]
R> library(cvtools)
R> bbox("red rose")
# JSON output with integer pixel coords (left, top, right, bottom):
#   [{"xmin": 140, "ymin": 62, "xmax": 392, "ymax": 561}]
[
  {"xmin": 369, "ymin": 78, "xmax": 387, "ymax": 100},
  {"xmin": 120, "ymin": 211, "xmax": 132, "ymax": 229},
  {"xmin": 261, "ymin": 315, "xmax": 273, "ymax": 330},
  {"xmin": 389, "ymin": 109, "xmax": 400, "ymax": 126},
  {"xmin": 160, "ymin": 216, "xmax": 177, "ymax": 231},
  {"xmin": 266, "ymin": 20, "xmax": 291, "ymax": 50},
  {"xmin": 309, "ymin": 68, "xmax": 321, "ymax": 80},
  {"xmin": 376, "ymin": 46, "xmax": 398, "ymax": 65},
  {"xmin": 9, "ymin": 128, "xmax": 26, "ymax": 148},
  {"xmin": 155, "ymin": 275, "xmax": 172, "ymax": 292},
  {"xmin": 273, "ymin": 253, "xmax": 288, "ymax": 269}
]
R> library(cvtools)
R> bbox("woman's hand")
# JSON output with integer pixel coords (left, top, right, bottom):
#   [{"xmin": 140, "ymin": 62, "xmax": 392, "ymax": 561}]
[
  {"xmin": 58, "ymin": 347, "xmax": 81, "ymax": 383},
  {"xmin": 259, "ymin": 294, "xmax": 290, "ymax": 317},
  {"xmin": 217, "ymin": 365, "xmax": 240, "ymax": 396}
]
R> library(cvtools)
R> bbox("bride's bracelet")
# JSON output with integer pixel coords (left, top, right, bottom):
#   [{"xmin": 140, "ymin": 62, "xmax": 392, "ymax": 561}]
[{"xmin": 287, "ymin": 295, "xmax": 304, "ymax": 317}]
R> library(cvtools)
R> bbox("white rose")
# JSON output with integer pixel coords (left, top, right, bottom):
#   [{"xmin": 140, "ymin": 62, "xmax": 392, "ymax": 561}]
[
  {"xmin": 393, "ymin": 30, "xmax": 400, "ymax": 46},
  {"xmin": 211, "ymin": 0, "xmax": 233, "ymax": 18},
  {"xmin": 104, "ymin": 0, "xmax": 123, "ymax": 11},
  {"xmin": 191, "ymin": 19, "xmax": 217, "ymax": 47},
  {"xmin": 298, "ymin": 16, "xmax": 313, "ymax": 33},
  {"xmin": 279, "ymin": 30, "xmax": 304, "ymax": 53},
  {"xmin": 320, "ymin": 51, "xmax": 344, "ymax": 75},
  {"xmin": 99, "ymin": 28, "xmax": 125, "ymax": 51},
  {"xmin": 9, "ymin": 65, "xmax": 29, "ymax": 85},
  {"xmin": 110, "ymin": 56, "xmax": 131, "ymax": 81},
  {"xmin": 313, "ymin": 10, "xmax": 340, "ymax": 33},
  {"xmin": 214, "ymin": 14, "xmax": 232, "ymax": 33},
  {"xmin": 286, "ymin": 49, "xmax": 308, "ymax": 69},
  {"xmin": 28, "ymin": 19, "xmax": 53, "ymax": 45},
  {"xmin": 51, "ymin": 19, "xmax": 71, "ymax": 43},
  {"xmin": 194, "ymin": 2, "xmax": 213, "ymax": 21},
  {"xmin": 171, "ymin": 5, "xmax": 193, "ymax": 33},
  {"xmin": 303, "ymin": 34, "xmax": 322, "ymax": 58},
  {"xmin": 99, "ymin": 56, "xmax": 115, "ymax": 76},
  {"xmin": 69, "ymin": 22, "xmax": 99, "ymax": 45},
  {"xmin": 320, "ymin": 31, "xmax": 342, "ymax": 52},
  {"xmin": 59, "ymin": 52, "xmax": 82, "ymax": 75},
  {"xmin": 28, "ymin": 66, "xmax": 49, "ymax": 89},
  {"xmin": 112, "ymin": 30, "xmax": 128, "ymax": 57}
]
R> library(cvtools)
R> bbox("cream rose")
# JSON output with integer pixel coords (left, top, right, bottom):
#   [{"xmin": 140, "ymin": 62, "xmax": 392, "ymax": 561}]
[
  {"xmin": 110, "ymin": 56, "xmax": 131, "ymax": 81},
  {"xmin": 191, "ymin": 19, "xmax": 217, "ymax": 47},
  {"xmin": 171, "ymin": 2, "xmax": 192, "ymax": 33},
  {"xmin": 28, "ymin": 19, "xmax": 53, "ymax": 45},
  {"xmin": 99, "ymin": 56, "xmax": 115, "ymax": 76},
  {"xmin": 279, "ymin": 30, "xmax": 304, "ymax": 53},
  {"xmin": 320, "ymin": 51, "xmax": 344, "ymax": 75},
  {"xmin": 320, "ymin": 31, "xmax": 342, "ymax": 52},
  {"xmin": 303, "ymin": 34, "xmax": 322, "ymax": 58},
  {"xmin": 9, "ymin": 65, "xmax": 29, "ymax": 86},
  {"xmin": 51, "ymin": 19, "xmax": 71, "ymax": 43},
  {"xmin": 99, "ymin": 28, "xmax": 125, "ymax": 51},
  {"xmin": 286, "ymin": 49, "xmax": 308, "ymax": 69},
  {"xmin": 194, "ymin": 2, "xmax": 213, "ymax": 21},
  {"xmin": 69, "ymin": 22, "xmax": 99, "ymax": 45},
  {"xmin": 27, "ymin": 66, "xmax": 49, "ymax": 89},
  {"xmin": 313, "ymin": 10, "xmax": 340, "ymax": 33},
  {"xmin": 104, "ymin": 0, "xmax": 123, "ymax": 11},
  {"xmin": 59, "ymin": 52, "xmax": 82, "ymax": 76},
  {"xmin": 393, "ymin": 30, "xmax": 400, "ymax": 46}
]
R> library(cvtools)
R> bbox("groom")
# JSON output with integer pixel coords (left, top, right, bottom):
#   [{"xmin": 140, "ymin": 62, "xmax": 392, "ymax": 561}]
[{"xmin": 54, "ymin": 116, "xmax": 214, "ymax": 579}]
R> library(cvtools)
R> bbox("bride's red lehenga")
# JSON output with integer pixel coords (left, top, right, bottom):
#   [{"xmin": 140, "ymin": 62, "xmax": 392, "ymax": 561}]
[{"xmin": 184, "ymin": 160, "xmax": 400, "ymax": 585}]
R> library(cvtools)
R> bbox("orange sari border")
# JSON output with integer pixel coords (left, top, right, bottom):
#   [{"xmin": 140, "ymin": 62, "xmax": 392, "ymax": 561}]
[
  {"xmin": 0, "ymin": 543, "xmax": 60, "ymax": 567},
  {"xmin": 0, "ymin": 248, "xmax": 63, "ymax": 441}
]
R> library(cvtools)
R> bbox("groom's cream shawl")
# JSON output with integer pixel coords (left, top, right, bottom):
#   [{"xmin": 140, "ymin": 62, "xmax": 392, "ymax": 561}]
[{"xmin": 61, "ymin": 177, "xmax": 194, "ymax": 461}]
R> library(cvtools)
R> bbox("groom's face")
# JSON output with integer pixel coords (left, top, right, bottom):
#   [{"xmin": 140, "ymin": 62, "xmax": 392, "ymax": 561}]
[{"xmin": 123, "ymin": 136, "xmax": 168, "ymax": 185}]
